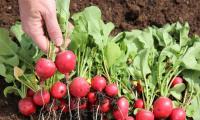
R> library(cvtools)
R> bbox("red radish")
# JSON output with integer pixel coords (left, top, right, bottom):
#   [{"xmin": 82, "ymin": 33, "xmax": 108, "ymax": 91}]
[
  {"xmin": 153, "ymin": 97, "xmax": 173, "ymax": 119},
  {"xmin": 87, "ymin": 92, "xmax": 97, "ymax": 104},
  {"xmin": 171, "ymin": 76, "xmax": 184, "ymax": 87},
  {"xmin": 51, "ymin": 81, "xmax": 67, "ymax": 99},
  {"xmin": 55, "ymin": 50, "xmax": 76, "ymax": 74},
  {"xmin": 18, "ymin": 97, "xmax": 36, "ymax": 116},
  {"xmin": 100, "ymin": 98, "xmax": 110, "ymax": 113},
  {"xmin": 27, "ymin": 89, "xmax": 35, "ymax": 97},
  {"xmin": 91, "ymin": 75, "xmax": 107, "ymax": 92},
  {"xmin": 170, "ymin": 108, "xmax": 186, "ymax": 120},
  {"xmin": 105, "ymin": 83, "xmax": 118, "ymax": 97},
  {"xmin": 126, "ymin": 116, "xmax": 134, "ymax": 120},
  {"xmin": 136, "ymin": 109, "xmax": 154, "ymax": 120},
  {"xmin": 35, "ymin": 58, "xmax": 56, "ymax": 80},
  {"xmin": 134, "ymin": 99, "xmax": 144, "ymax": 109},
  {"xmin": 69, "ymin": 77, "xmax": 90, "ymax": 97},
  {"xmin": 113, "ymin": 97, "xmax": 129, "ymax": 120},
  {"xmin": 33, "ymin": 89, "xmax": 50, "ymax": 106}
]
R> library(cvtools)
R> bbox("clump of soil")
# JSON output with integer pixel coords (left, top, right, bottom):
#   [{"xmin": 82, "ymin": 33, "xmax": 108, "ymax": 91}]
[
  {"xmin": 1, "ymin": 0, "xmax": 200, "ymax": 119},
  {"xmin": 70, "ymin": 0, "xmax": 200, "ymax": 35}
]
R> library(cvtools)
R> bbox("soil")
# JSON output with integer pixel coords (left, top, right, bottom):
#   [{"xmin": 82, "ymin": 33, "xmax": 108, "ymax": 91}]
[{"xmin": 0, "ymin": 0, "xmax": 200, "ymax": 119}]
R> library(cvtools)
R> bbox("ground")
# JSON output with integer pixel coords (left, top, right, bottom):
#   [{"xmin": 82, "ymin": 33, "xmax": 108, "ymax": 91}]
[{"xmin": 0, "ymin": 0, "xmax": 200, "ymax": 119}]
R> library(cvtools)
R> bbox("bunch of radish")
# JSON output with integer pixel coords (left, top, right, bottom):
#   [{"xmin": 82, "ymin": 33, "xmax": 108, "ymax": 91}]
[
  {"xmin": 17, "ymin": 49, "xmax": 133, "ymax": 119},
  {"xmin": 18, "ymin": 50, "xmax": 75, "ymax": 116},
  {"xmin": 134, "ymin": 76, "xmax": 186, "ymax": 120},
  {"xmin": 88, "ymin": 75, "xmax": 132, "ymax": 119},
  {"xmin": 18, "ymin": 47, "xmax": 186, "ymax": 120}
]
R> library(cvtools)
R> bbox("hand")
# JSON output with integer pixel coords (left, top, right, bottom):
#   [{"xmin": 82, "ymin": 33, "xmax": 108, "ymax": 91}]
[{"xmin": 18, "ymin": 0, "xmax": 64, "ymax": 52}]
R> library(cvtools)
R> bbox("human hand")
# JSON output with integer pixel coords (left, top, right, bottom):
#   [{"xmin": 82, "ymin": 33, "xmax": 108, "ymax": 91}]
[{"xmin": 18, "ymin": 0, "xmax": 66, "ymax": 52}]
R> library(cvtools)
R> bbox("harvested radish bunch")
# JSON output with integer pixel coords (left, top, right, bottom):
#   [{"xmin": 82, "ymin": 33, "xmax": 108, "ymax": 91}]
[
  {"xmin": 171, "ymin": 76, "xmax": 184, "ymax": 87},
  {"xmin": 135, "ymin": 109, "xmax": 154, "ymax": 120},
  {"xmin": 51, "ymin": 81, "xmax": 67, "ymax": 99},
  {"xmin": 18, "ymin": 97, "xmax": 36, "ymax": 116},
  {"xmin": 33, "ymin": 89, "xmax": 50, "ymax": 106},
  {"xmin": 35, "ymin": 58, "xmax": 56, "ymax": 80},
  {"xmin": 153, "ymin": 97, "xmax": 173, "ymax": 119},
  {"xmin": 134, "ymin": 99, "xmax": 144, "ymax": 109},
  {"xmin": 100, "ymin": 98, "xmax": 110, "ymax": 113},
  {"xmin": 55, "ymin": 50, "xmax": 76, "ymax": 74},
  {"xmin": 87, "ymin": 92, "xmax": 97, "ymax": 104},
  {"xmin": 105, "ymin": 83, "xmax": 118, "ymax": 97},
  {"xmin": 170, "ymin": 108, "xmax": 186, "ymax": 120},
  {"xmin": 113, "ymin": 97, "xmax": 129, "ymax": 120},
  {"xmin": 91, "ymin": 75, "xmax": 107, "ymax": 92},
  {"xmin": 69, "ymin": 77, "xmax": 90, "ymax": 97}
]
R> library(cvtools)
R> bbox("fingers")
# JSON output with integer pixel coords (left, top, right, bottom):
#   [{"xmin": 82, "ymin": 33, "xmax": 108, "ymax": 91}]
[
  {"xmin": 21, "ymin": 15, "xmax": 49, "ymax": 53},
  {"xmin": 29, "ymin": 22, "xmax": 49, "ymax": 53},
  {"xmin": 43, "ymin": 10, "xmax": 63, "ymax": 47}
]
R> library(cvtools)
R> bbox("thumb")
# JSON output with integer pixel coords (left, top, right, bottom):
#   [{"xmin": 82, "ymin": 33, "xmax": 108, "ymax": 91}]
[{"xmin": 43, "ymin": 12, "xmax": 63, "ymax": 47}]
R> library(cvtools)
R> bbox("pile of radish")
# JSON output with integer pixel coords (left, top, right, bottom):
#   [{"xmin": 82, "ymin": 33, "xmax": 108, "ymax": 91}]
[
  {"xmin": 18, "ymin": 47, "xmax": 187, "ymax": 120},
  {"xmin": 18, "ymin": 50, "xmax": 132, "ymax": 119}
]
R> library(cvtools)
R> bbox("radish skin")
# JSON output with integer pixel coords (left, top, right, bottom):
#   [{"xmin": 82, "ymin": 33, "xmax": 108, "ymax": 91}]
[
  {"xmin": 91, "ymin": 75, "xmax": 107, "ymax": 92},
  {"xmin": 18, "ymin": 97, "xmax": 36, "ymax": 116},
  {"xmin": 35, "ymin": 58, "xmax": 56, "ymax": 80},
  {"xmin": 153, "ymin": 97, "xmax": 173, "ymax": 119},
  {"xmin": 69, "ymin": 77, "xmax": 90, "ymax": 98},
  {"xmin": 33, "ymin": 90, "xmax": 50, "ymax": 106},
  {"xmin": 55, "ymin": 50, "xmax": 76, "ymax": 74}
]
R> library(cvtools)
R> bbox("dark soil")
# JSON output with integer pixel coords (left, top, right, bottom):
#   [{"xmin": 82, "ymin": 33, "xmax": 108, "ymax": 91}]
[{"xmin": 1, "ymin": 0, "xmax": 200, "ymax": 119}]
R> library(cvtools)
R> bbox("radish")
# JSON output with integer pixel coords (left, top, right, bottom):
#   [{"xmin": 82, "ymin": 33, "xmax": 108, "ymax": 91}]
[
  {"xmin": 91, "ymin": 75, "xmax": 107, "ymax": 92},
  {"xmin": 105, "ymin": 83, "xmax": 118, "ymax": 97},
  {"xmin": 18, "ymin": 97, "xmax": 36, "ymax": 116},
  {"xmin": 33, "ymin": 89, "xmax": 50, "ymax": 106},
  {"xmin": 55, "ymin": 50, "xmax": 76, "ymax": 74},
  {"xmin": 69, "ymin": 77, "xmax": 90, "ymax": 97},
  {"xmin": 51, "ymin": 81, "xmax": 67, "ymax": 99},
  {"xmin": 135, "ymin": 109, "xmax": 154, "ymax": 120},
  {"xmin": 170, "ymin": 108, "xmax": 186, "ymax": 120},
  {"xmin": 134, "ymin": 99, "xmax": 144, "ymax": 109},
  {"xmin": 171, "ymin": 76, "xmax": 184, "ymax": 87},
  {"xmin": 113, "ymin": 97, "xmax": 129, "ymax": 120},
  {"xmin": 87, "ymin": 92, "xmax": 97, "ymax": 104},
  {"xmin": 100, "ymin": 98, "xmax": 110, "ymax": 113},
  {"xmin": 126, "ymin": 116, "xmax": 134, "ymax": 120},
  {"xmin": 35, "ymin": 58, "xmax": 56, "ymax": 80},
  {"xmin": 153, "ymin": 97, "xmax": 173, "ymax": 119},
  {"xmin": 27, "ymin": 89, "xmax": 35, "ymax": 97}
]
